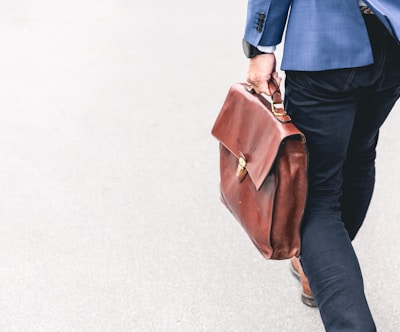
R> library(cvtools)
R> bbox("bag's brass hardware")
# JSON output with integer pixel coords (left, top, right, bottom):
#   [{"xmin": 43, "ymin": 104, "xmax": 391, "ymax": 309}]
[
  {"xmin": 236, "ymin": 156, "xmax": 247, "ymax": 179},
  {"xmin": 211, "ymin": 82, "xmax": 308, "ymax": 259},
  {"xmin": 256, "ymin": 92, "xmax": 287, "ymax": 116},
  {"xmin": 246, "ymin": 83, "xmax": 289, "ymax": 119},
  {"xmin": 246, "ymin": 85, "xmax": 256, "ymax": 94},
  {"xmin": 271, "ymin": 101, "xmax": 286, "ymax": 116}
]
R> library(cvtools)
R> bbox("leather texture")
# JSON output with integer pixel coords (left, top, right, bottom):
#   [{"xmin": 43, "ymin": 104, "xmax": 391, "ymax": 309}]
[
  {"xmin": 290, "ymin": 257, "xmax": 316, "ymax": 307},
  {"xmin": 211, "ymin": 83, "xmax": 308, "ymax": 260}
]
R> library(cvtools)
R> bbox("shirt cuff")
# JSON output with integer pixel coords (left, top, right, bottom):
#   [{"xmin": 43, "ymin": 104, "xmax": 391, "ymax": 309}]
[{"xmin": 256, "ymin": 45, "xmax": 276, "ymax": 53}]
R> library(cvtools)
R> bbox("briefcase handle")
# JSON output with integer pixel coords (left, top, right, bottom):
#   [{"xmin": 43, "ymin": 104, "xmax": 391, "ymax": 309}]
[{"xmin": 246, "ymin": 78, "xmax": 288, "ymax": 121}]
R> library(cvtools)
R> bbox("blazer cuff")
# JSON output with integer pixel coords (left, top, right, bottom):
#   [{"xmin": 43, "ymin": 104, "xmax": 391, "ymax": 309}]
[{"xmin": 257, "ymin": 45, "xmax": 276, "ymax": 53}]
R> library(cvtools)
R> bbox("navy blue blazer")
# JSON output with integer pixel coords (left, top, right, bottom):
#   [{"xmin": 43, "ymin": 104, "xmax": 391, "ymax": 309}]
[{"xmin": 244, "ymin": 0, "xmax": 400, "ymax": 71}]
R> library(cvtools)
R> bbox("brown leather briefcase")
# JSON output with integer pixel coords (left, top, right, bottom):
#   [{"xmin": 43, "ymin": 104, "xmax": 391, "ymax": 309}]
[{"xmin": 211, "ymin": 81, "xmax": 308, "ymax": 260}]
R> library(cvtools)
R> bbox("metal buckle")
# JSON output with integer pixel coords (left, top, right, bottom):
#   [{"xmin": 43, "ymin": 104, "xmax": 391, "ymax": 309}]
[
  {"xmin": 236, "ymin": 156, "xmax": 247, "ymax": 180},
  {"xmin": 246, "ymin": 85, "xmax": 287, "ymax": 116},
  {"xmin": 262, "ymin": 94, "xmax": 287, "ymax": 116}
]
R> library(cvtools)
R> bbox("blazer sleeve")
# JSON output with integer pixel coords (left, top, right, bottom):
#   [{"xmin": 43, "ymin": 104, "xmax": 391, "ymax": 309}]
[{"xmin": 244, "ymin": 0, "xmax": 292, "ymax": 47}]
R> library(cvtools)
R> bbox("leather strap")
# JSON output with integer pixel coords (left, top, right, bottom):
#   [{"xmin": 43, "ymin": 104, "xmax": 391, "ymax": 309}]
[
  {"xmin": 268, "ymin": 78, "xmax": 282, "ymax": 103},
  {"xmin": 245, "ymin": 79, "xmax": 290, "ymax": 123}
]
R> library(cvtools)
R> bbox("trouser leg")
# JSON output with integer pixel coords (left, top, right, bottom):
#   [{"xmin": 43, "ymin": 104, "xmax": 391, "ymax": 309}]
[
  {"xmin": 285, "ymin": 70, "xmax": 377, "ymax": 331},
  {"xmin": 284, "ymin": 13, "xmax": 400, "ymax": 331},
  {"xmin": 341, "ymin": 12, "xmax": 400, "ymax": 239},
  {"xmin": 341, "ymin": 89, "xmax": 400, "ymax": 239}
]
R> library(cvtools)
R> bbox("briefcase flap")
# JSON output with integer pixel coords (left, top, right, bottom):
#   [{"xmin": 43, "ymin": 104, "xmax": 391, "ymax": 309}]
[{"xmin": 211, "ymin": 83, "xmax": 305, "ymax": 191}]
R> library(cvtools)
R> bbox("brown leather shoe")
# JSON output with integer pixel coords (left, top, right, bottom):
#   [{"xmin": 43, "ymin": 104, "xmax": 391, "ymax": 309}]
[{"xmin": 290, "ymin": 257, "xmax": 317, "ymax": 307}]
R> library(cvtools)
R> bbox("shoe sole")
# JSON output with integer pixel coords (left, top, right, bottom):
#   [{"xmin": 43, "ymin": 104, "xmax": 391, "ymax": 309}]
[
  {"xmin": 290, "ymin": 260, "xmax": 317, "ymax": 308},
  {"xmin": 301, "ymin": 293, "xmax": 317, "ymax": 308},
  {"xmin": 290, "ymin": 260, "xmax": 300, "ymax": 280}
]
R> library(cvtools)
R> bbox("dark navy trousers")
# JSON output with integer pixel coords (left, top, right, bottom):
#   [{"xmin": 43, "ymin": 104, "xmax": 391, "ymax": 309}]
[{"xmin": 285, "ymin": 14, "xmax": 400, "ymax": 332}]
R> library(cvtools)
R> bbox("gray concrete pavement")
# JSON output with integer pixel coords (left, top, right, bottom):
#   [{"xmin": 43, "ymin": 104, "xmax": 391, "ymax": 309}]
[{"xmin": 0, "ymin": 1, "xmax": 399, "ymax": 331}]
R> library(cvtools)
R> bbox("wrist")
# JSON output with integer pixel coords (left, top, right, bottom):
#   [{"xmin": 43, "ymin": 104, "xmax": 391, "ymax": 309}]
[
  {"xmin": 256, "ymin": 45, "xmax": 276, "ymax": 53},
  {"xmin": 242, "ymin": 39, "xmax": 265, "ymax": 58},
  {"xmin": 242, "ymin": 39, "xmax": 275, "ymax": 58}
]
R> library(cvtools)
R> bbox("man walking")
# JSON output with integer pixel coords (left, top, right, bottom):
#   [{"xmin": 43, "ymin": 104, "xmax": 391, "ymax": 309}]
[{"xmin": 243, "ymin": 1, "xmax": 400, "ymax": 330}]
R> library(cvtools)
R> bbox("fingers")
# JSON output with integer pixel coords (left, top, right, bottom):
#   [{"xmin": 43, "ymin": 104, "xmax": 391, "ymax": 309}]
[
  {"xmin": 246, "ymin": 75, "xmax": 270, "ymax": 94},
  {"xmin": 247, "ymin": 72, "xmax": 281, "ymax": 95},
  {"xmin": 246, "ymin": 53, "xmax": 279, "ymax": 95},
  {"xmin": 271, "ymin": 71, "xmax": 282, "ymax": 87}
]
